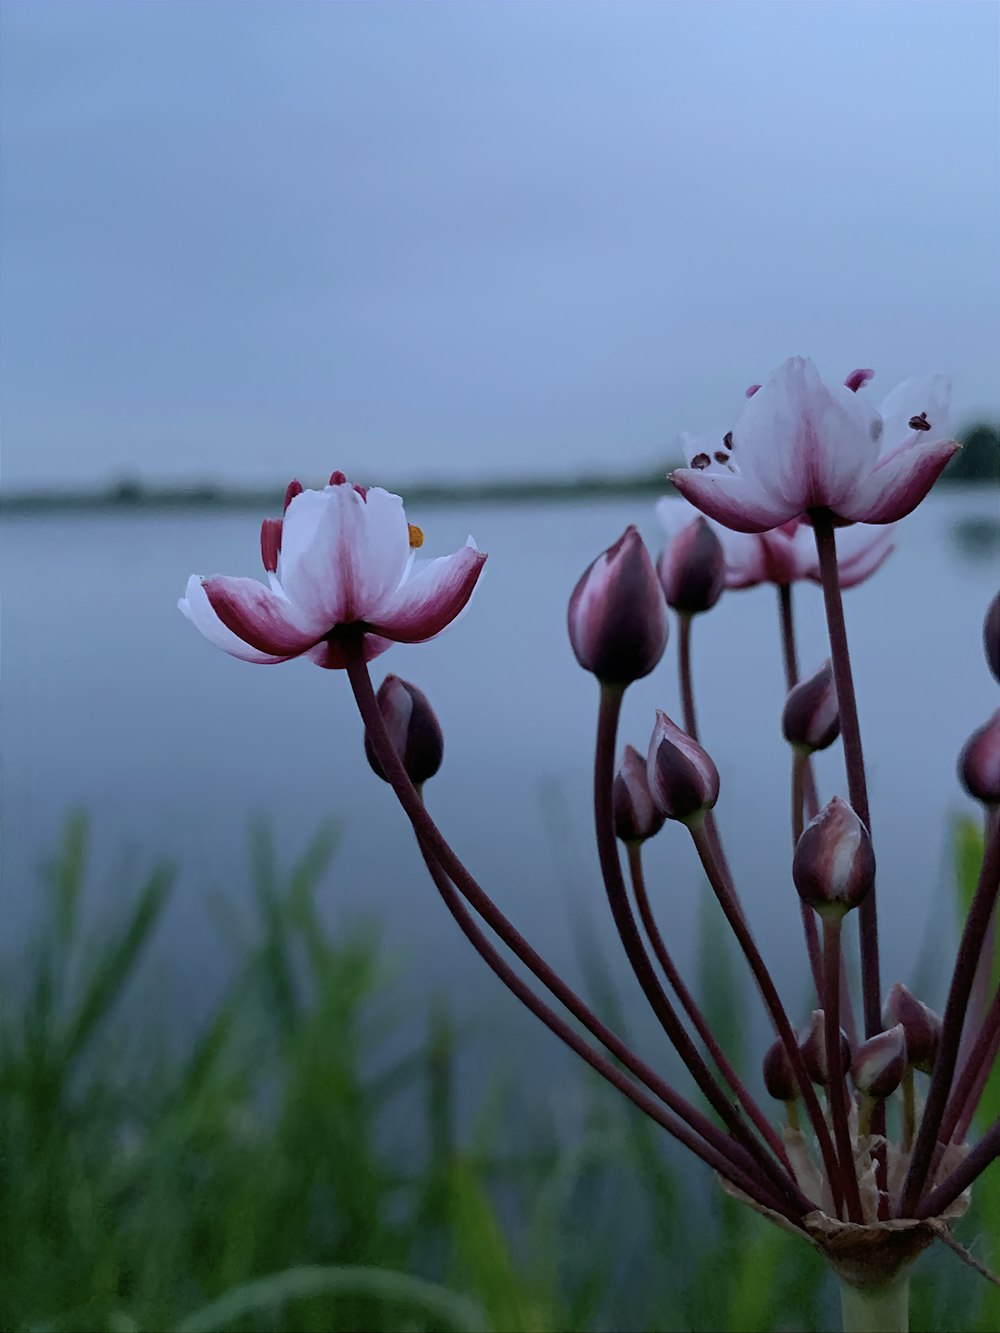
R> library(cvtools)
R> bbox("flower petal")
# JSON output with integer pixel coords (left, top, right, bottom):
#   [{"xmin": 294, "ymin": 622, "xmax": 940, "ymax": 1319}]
[
  {"xmin": 367, "ymin": 541, "xmax": 487, "ymax": 642},
  {"xmin": 179, "ymin": 575, "xmax": 298, "ymax": 664},
  {"xmin": 836, "ymin": 436, "xmax": 960, "ymax": 524},
  {"xmin": 831, "ymin": 525, "xmax": 895, "ymax": 588},
  {"xmin": 278, "ymin": 484, "xmax": 410, "ymax": 627},
  {"xmin": 734, "ymin": 357, "xmax": 882, "ymax": 510},
  {"xmin": 670, "ymin": 469, "xmax": 796, "ymax": 533},
  {"xmin": 877, "ymin": 374, "xmax": 951, "ymax": 457},
  {"xmin": 200, "ymin": 575, "xmax": 323, "ymax": 656}
]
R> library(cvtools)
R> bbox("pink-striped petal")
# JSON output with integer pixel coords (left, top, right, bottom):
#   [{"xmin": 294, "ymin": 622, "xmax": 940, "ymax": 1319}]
[
  {"xmin": 796, "ymin": 523, "xmax": 895, "ymax": 588},
  {"xmin": 735, "ymin": 357, "xmax": 882, "ymax": 510},
  {"xmin": 670, "ymin": 469, "xmax": 795, "ymax": 533},
  {"xmin": 305, "ymin": 634, "xmax": 394, "ymax": 670},
  {"xmin": 278, "ymin": 484, "xmax": 410, "ymax": 627},
  {"xmin": 367, "ymin": 541, "xmax": 487, "ymax": 643},
  {"xmin": 200, "ymin": 576, "xmax": 323, "ymax": 657},
  {"xmin": 836, "ymin": 436, "xmax": 960, "ymax": 524},
  {"xmin": 179, "ymin": 575, "xmax": 298, "ymax": 664}
]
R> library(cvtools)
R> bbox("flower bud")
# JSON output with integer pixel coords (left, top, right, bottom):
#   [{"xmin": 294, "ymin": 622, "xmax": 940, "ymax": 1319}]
[
  {"xmin": 782, "ymin": 661, "xmax": 840, "ymax": 754},
  {"xmin": 646, "ymin": 711, "xmax": 720, "ymax": 825},
  {"xmin": 851, "ymin": 1025, "xmax": 907, "ymax": 1100},
  {"xmin": 364, "ymin": 675, "xmax": 444, "ymax": 788},
  {"xmin": 614, "ymin": 745, "xmax": 666, "ymax": 844},
  {"xmin": 798, "ymin": 1010, "xmax": 851, "ymax": 1087},
  {"xmin": 883, "ymin": 982, "xmax": 941, "ymax": 1075},
  {"xmin": 762, "ymin": 1038, "xmax": 797, "ymax": 1102},
  {"xmin": 657, "ymin": 517, "xmax": 725, "ymax": 616},
  {"xmin": 958, "ymin": 709, "xmax": 1000, "ymax": 806},
  {"xmin": 792, "ymin": 796, "xmax": 875, "ymax": 918},
  {"xmin": 985, "ymin": 591, "xmax": 1000, "ymax": 684},
  {"xmin": 568, "ymin": 527, "xmax": 668, "ymax": 686}
]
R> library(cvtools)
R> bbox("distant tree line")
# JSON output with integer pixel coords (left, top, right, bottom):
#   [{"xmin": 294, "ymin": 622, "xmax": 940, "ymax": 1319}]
[{"xmin": 948, "ymin": 422, "xmax": 1000, "ymax": 483}]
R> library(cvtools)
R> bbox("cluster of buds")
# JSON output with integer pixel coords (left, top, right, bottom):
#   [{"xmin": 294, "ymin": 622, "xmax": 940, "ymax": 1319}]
[{"xmin": 181, "ymin": 357, "xmax": 997, "ymax": 1326}]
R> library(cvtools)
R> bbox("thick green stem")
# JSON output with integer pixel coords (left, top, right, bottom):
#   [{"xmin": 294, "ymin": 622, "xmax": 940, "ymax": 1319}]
[{"xmin": 839, "ymin": 1276, "xmax": 909, "ymax": 1333}]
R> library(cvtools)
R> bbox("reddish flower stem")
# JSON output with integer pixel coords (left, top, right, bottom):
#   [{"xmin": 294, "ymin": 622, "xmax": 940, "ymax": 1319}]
[
  {"xmin": 345, "ymin": 645, "xmax": 809, "ymax": 1213},
  {"xmin": 810, "ymin": 513, "xmax": 881, "ymax": 1040},
  {"xmin": 822, "ymin": 915, "xmax": 864, "ymax": 1222},
  {"xmin": 626, "ymin": 841, "xmax": 793, "ymax": 1172},
  {"xmin": 594, "ymin": 686, "xmax": 801, "ymax": 1205},
  {"xmin": 914, "ymin": 1117, "xmax": 1000, "ymax": 1219},
  {"xmin": 687, "ymin": 820, "xmax": 847, "ymax": 1217},
  {"xmin": 413, "ymin": 838, "xmax": 801, "ymax": 1218},
  {"xmin": 941, "ymin": 981, "xmax": 1000, "ymax": 1145},
  {"xmin": 900, "ymin": 807, "xmax": 1000, "ymax": 1214}
]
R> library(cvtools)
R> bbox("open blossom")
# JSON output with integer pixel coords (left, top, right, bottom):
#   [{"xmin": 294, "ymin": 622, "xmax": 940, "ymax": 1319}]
[
  {"xmin": 179, "ymin": 472, "xmax": 487, "ymax": 668},
  {"xmin": 657, "ymin": 496, "xmax": 894, "ymax": 591},
  {"xmin": 670, "ymin": 357, "xmax": 958, "ymax": 534}
]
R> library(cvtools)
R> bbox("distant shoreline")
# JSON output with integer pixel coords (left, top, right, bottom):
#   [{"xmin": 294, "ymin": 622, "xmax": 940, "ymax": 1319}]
[{"xmin": 0, "ymin": 464, "xmax": 994, "ymax": 516}]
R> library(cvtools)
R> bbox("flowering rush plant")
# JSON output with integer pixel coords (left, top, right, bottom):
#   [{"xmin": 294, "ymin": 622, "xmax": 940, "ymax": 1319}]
[{"xmin": 181, "ymin": 358, "xmax": 999, "ymax": 1332}]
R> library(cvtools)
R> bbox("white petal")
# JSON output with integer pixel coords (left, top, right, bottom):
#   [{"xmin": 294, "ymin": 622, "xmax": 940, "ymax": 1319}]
[
  {"xmin": 670, "ymin": 468, "xmax": 796, "ymax": 533},
  {"xmin": 836, "ymin": 436, "xmax": 960, "ymax": 524},
  {"xmin": 877, "ymin": 375, "xmax": 951, "ymax": 458},
  {"xmin": 367, "ymin": 540, "xmax": 487, "ymax": 643},
  {"xmin": 734, "ymin": 357, "xmax": 882, "ymax": 510}
]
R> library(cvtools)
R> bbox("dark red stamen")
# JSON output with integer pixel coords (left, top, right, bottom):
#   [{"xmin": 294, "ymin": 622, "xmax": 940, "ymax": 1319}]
[{"xmin": 691, "ymin": 453, "xmax": 711, "ymax": 471}]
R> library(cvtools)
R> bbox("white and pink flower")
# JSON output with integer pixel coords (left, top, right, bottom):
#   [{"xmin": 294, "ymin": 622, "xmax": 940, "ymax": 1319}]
[
  {"xmin": 179, "ymin": 471, "xmax": 487, "ymax": 668},
  {"xmin": 670, "ymin": 357, "xmax": 958, "ymax": 534}
]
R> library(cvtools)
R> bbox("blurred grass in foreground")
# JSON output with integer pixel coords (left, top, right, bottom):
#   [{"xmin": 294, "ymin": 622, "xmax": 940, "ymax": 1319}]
[{"xmin": 1, "ymin": 815, "xmax": 996, "ymax": 1332}]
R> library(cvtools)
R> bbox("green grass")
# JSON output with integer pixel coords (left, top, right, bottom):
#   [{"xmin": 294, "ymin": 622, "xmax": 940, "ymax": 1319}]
[{"xmin": 1, "ymin": 815, "xmax": 996, "ymax": 1332}]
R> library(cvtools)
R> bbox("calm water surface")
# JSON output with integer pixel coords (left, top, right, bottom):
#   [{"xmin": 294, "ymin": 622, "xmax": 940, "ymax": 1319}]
[{"xmin": 3, "ymin": 492, "xmax": 997, "ymax": 1090}]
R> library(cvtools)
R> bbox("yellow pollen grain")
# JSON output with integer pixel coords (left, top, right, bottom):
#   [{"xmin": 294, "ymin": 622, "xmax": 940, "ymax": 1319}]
[{"xmin": 408, "ymin": 523, "xmax": 425, "ymax": 549}]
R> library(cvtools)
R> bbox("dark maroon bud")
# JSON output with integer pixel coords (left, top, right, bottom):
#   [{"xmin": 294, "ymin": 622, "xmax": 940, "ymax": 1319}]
[
  {"xmin": 284, "ymin": 479, "xmax": 303, "ymax": 511},
  {"xmin": 958, "ymin": 709, "xmax": 1000, "ymax": 806},
  {"xmin": 792, "ymin": 797, "xmax": 875, "ymax": 918},
  {"xmin": 782, "ymin": 660, "xmax": 840, "ymax": 753},
  {"xmin": 657, "ymin": 518, "xmax": 725, "ymax": 616},
  {"xmin": 762, "ymin": 1038, "xmax": 797, "ymax": 1102},
  {"xmin": 985, "ymin": 591, "xmax": 1000, "ymax": 684},
  {"xmin": 883, "ymin": 982, "xmax": 941, "ymax": 1075},
  {"xmin": 364, "ymin": 676, "xmax": 444, "ymax": 788},
  {"xmin": 614, "ymin": 745, "xmax": 666, "ymax": 844},
  {"xmin": 799, "ymin": 1010, "xmax": 851, "ymax": 1087},
  {"xmin": 260, "ymin": 517, "xmax": 282, "ymax": 574},
  {"xmin": 646, "ymin": 711, "xmax": 720, "ymax": 825},
  {"xmin": 852, "ymin": 1026, "xmax": 907, "ymax": 1100},
  {"xmin": 568, "ymin": 527, "xmax": 668, "ymax": 686}
]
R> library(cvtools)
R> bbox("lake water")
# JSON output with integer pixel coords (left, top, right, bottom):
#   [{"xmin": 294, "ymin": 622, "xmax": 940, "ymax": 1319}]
[{"xmin": 2, "ymin": 491, "xmax": 998, "ymax": 1097}]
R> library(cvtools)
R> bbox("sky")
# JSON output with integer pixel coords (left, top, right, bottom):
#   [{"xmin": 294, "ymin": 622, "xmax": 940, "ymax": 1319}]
[{"xmin": 1, "ymin": 0, "xmax": 998, "ymax": 491}]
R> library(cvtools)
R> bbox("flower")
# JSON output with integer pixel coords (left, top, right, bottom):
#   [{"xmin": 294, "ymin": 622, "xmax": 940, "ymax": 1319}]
[
  {"xmin": 179, "ymin": 472, "xmax": 487, "ymax": 667},
  {"xmin": 782, "ymin": 660, "xmax": 840, "ymax": 754},
  {"xmin": 656, "ymin": 496, "xmax": 894, "ymax": 591},
  {"xmin": 792, "ymin": 796, "xmax": 876, "ymax": 917},
  {"xmin": 957, "ymin": 709, "xmax": 1000, "ymax": 806},
  {"xmin": 364, "ymin": 675, "xmax": 445, "ymax": 787},
  {"xmin": 670, "ymin": 357, "xmax": 958, "ymax": 534},
  {"xmin": 568, "ymin": 526, "xmax": 668, "ymax": 685},
  {"xmin": 654, "ymin": 499, "xmax": 725, "ymax": 614},
  {"xmin": 613, "ymin": 744, "xmax": 666, "ymax": 844},
  {"xmin": 646, "ymin": 710, "xmax": 720, "ymax": 824},
  {"xmin": 852, "ymin": 1026, "xmax": 908, "ymax": 1101}
]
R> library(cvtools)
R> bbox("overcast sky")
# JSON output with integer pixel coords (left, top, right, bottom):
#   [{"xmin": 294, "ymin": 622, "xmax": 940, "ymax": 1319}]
[{"xmin": 2, "ymin": 0, "xmax": 998, "ymax": 490}]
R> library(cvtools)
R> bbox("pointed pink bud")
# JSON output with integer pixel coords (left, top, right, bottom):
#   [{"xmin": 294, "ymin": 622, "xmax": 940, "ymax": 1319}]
[
  {"xmin": 364, "ymin": 675, "xmax": 444, "ymax": 787},
  {"xmin": 782, "ymin": 660, "xmax": 840, "ymax": 753},
  {"xmin": 646, "ymin": 711, "xmax": 720, "ymax": 825},
  {"xmin": 762, "ymin": 1037, "xmax": 797, "ymax": 1102},
  {"xmin": 844, "ymin": 368, "xmax": 875, "ymax": 393},
  {"xmin": 792, "ymin": 796, "xmax": 875, "ymax": 917},
  {"xmin": 799, "ymin": 1010, "xmax": 851, "ymax": 1087},
  {"xmin": 614, "ymin": 744, "xmax": 666, "ymax": 844},
  {"xmin": 568, "ymin": 527, "xmax": 668, "ymax": 686},
  {"xmin": 958, "ymin": 709, "xmax": 1000, "ymax": 806},
  {"xmin": 260, "ymin": 518, "xmax": 282, "ymax": 574},
  {"xmin": 883, "ymin": 982, "xmax": 941, "ymax": 1075},
  {"xmin": 985, "ymin": 591, "xmax": 1000, "ymax": 684},
  {"xmin": 657, "ymin": 517, "xmax": 725, "ymax": 616},
  {"xmin": 284, "ymin": 479, "xmax": 303, "ymax": 511},
  {"xmin": 852, "ymin": 1025, "xmax": 907, "ymax": 1100}
]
